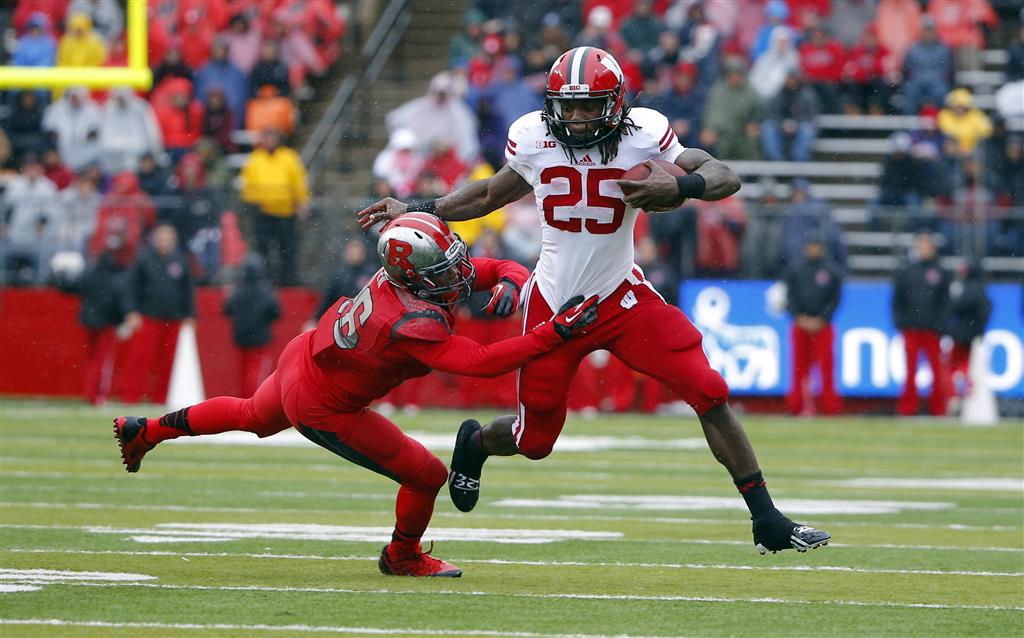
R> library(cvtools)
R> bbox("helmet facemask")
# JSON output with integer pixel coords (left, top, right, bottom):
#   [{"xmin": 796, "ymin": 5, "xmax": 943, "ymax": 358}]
[
  {"xmin": 412, "ymin": 240, "xmax": 476, "ymax": 307},
  {"xmin": 544, "ymin": 91, "xmax": 623, "ymax": 149}
]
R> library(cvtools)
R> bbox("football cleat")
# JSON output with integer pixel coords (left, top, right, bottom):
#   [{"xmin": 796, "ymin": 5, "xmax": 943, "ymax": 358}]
[
  {"xmin": 448, "ymin": 419, "xmax": 485, "ymax": 512},
  {"xmin": 378, "ymin": 543, "xmax": 462, "ymax": 577},
  {"xmin": 753, "ymin": 509, "xmax": 831, "ymax": 554},
  {"xmin": 113, "ymin": 416, "xmax": 155, "ymax": 473}
]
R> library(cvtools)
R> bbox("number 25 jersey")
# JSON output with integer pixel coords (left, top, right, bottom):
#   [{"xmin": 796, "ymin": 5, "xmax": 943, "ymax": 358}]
[{"xmin": 505, "ymin": 107, "xmax": 685, "ymax": 311}]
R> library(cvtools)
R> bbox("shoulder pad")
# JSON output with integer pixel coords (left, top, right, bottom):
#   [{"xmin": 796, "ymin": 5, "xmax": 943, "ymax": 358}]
[
  {"xmin": 391, "ymin": 309, "xmax": 453, "ymax": 342},
  {"xmin": 627, "ymin": 107, "xmax": 673, "ymax": 149},
  {"xmin": 507, "ymin": 111, "xmax": 546, "ymax": 155}
]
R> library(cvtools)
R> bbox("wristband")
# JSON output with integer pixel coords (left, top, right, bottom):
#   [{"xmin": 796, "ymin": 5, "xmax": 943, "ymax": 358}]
[
  {"xmin": 498, "ymin": 277, "xmax": 521, "ymax": 293},
  {"xmin": 675, "ymin": 174, "xmax": 706, "ymax": 199},
  {"xmin": 406, "ymin": 199, "xmax": 438, "ymax": 214}
]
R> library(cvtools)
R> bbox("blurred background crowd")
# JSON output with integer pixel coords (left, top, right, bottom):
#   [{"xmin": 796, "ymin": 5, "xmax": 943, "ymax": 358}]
[{"xmin": 0, "ymin": 0, "xmax": 1021, "ymax": 413}]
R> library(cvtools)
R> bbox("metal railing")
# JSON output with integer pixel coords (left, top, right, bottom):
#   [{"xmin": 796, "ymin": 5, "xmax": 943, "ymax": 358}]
[{"xmin": 301, "ymin": 0, "xmax": 413, "ymax": 186}]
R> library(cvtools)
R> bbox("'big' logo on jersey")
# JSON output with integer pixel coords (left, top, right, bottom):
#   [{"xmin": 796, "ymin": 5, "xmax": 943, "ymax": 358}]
[
  {"xmin": 386, "ymin": 239, "xmax": 414, "ymax": 271},
  {"xmin": 536, "ymin": 140, "xmax": 557, "ymax": 149}
]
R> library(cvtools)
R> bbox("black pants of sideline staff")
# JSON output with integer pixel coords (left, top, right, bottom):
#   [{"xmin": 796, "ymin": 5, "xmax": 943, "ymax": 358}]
[{"xmin": 253, "ymin": 211, "xmax": 298, "ymax": 287}]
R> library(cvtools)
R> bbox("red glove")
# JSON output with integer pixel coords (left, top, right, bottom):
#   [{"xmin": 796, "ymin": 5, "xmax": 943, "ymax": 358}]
[
  {"xmin": 484, "ymin": 277, "xmax": 521, "ymax": 317},
  {"xmin": 551, "ymin": 295, "xmax": 599, "ymax": 340}
]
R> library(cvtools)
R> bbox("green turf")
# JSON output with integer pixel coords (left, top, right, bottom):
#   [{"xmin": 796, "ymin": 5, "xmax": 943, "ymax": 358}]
[{"xmin": 1, "ymin": 401, "xmax": 1022, "ymax": 637}]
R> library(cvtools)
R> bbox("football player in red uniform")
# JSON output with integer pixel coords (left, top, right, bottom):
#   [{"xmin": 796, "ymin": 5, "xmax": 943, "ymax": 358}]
[
  {"xmin": 358, "ymin": 47, "xmax": 830, "ymax": 555},
  {"xmin": 113, "ymin": 213, "xmax": 598, "ymax": 577}
]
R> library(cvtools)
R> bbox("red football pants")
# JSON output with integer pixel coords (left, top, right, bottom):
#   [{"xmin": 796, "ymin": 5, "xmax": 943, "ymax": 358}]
[
  {"xmin": 151, "ymin": 332, "xmax": 446, "ymax": 548},
  {"xmin": 82, "ymin": 327, "xmax": 117, "ymax": 405},
  {"xmin": 786, "ymin": 323, "xmax": 842, "ymax": 415},
  {"xmin": 239, "ymin": 346, "xmax": 274, "ymax": 397},
  {"xmin": 512, "ymin": 272, "xmax": 729, "ymax": 459},
  {"xmin": 898, "ymin": 328, "xmax": 949, "ymax": 416},
  {"xmin": 121, "ymin": 318, "xmax": 181, "ymax": 404}
]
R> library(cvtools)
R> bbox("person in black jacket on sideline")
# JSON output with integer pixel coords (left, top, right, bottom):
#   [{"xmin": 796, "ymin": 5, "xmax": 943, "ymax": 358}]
[
  {"xmin": 784, "ymin": 235, "xmax": 844, "ymax": 416},
  {"xmin": 224, "ymin": 254, "xmax": 281, "ymax": 396},
  {"xmin": 56, "ymin": 247, "xmax": 130, "ymax": 405},
  {"xmin": 120, "ymin": 224, "xmax": 196, "ymax": 403},
  {"xmin": 892, "ymin": 232, "xmax": 951, "ymax": 416},
  {"xmin": 946, "ymin": 258, "xmax": 992, "ymax": 400},
  {"xmin": 310, "ymin": 238, "xmax": 379, "ymax": 324}
]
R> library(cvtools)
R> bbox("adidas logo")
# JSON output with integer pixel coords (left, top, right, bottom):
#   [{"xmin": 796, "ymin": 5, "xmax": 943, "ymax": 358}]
[{"xmin": 577, "ymin": 154, "xmax": 596, "ymax": 166}]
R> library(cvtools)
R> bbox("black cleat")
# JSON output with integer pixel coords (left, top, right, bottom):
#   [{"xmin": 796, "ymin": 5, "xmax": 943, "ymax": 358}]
[
  {"xmin": 448, "ymin": 419, "xmax": 485, "ymax": 512},
  {"xmin": 113, "ymin": 416, "xmax": 155, "ymax": 473},
  {"xmin": 753, "ymin": 508, "xmax": 831, "ymax": 554}
]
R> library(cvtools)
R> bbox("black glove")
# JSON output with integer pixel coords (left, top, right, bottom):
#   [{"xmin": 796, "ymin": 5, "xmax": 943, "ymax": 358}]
[
  {"xmin": 484, "ymin": 278, "xmax": 521, "ymax": 317},
  {"xmin": 552, "ymin": 294, "xmax": 599, "ymax": 340}
]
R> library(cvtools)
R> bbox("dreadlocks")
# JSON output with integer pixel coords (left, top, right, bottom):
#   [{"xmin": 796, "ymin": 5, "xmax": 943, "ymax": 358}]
[{"xmin": 549, "ymin": 103, "xmax": 639, "ymax": 165}]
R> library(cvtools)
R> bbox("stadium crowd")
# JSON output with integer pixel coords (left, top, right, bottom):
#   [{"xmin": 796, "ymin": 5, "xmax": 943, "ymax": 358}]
[{"xmin": 1, "ymin": 0, "xmax": 345, "ymax": 287}]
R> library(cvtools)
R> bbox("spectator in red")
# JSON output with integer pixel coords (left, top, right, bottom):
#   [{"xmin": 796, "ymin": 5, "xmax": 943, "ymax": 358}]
[
  {"xmin": 152, "ymin": 46, "xmax": 195, "ymax": 94},
  {"xmin": 13, "ymin": 0, "xmax": 66, "ymax": 34},
  {"xmin": 422, "ymin": 140, "xmax": 468, "ymax": 192},
  {"xmin": 201, "ymin": 87, "xmax": 236, "ymax": 152},
  {"xmin": 178, "ymin": 8, "xmax": 216, "ymax": 70},
  {"xmin": 693, "ymin": 197, "xmax": 748, "ymax": 279},
  {"xmin": 121, "ymin": 224, "xmax": 196, "ymax": 404},
  {"xmin": 875, "ymin": 0, "xmax": 922, "ymax": 71},
  {"xmin": 178, "ymin": 0, "xmax": 230, "ymax": 33},
  {"xmin": 224, "ymin": 254, "xmax": 281, "ymax": 397},
  {"xmin": 799, "ymin": 22, "xmax": 846, "ymax": 114},
  {"xmin": 467, "ymin": 33, "xmax": 504, "ymax": 89},
  {"xmin": 55, "ymin": 245, "xmax": 130, "ymax": 406},
  {"xmin": 43, "ymin": 148, "xmax": 75, "ymax": 190},
  {"xmin": 926, "ymin": 0, "xmax": 996, "ymax": 71},
  {"xmin": 271, "ymin": 6, "xmax": 328, "ymax": 97},
  {"xmin": 842, "ymin": 25, "xmax": 894, "ymax": 115},
  {"xmin": 784, "ymin": 236, "xmax": 844, "ymax": 417},
  {"xmin": 153, "ymin": 78, "xmax": 204, "ymax": 165},
  {"xmin": 90, "ymin": 172, "xmax": 156, "ymax": 269}
]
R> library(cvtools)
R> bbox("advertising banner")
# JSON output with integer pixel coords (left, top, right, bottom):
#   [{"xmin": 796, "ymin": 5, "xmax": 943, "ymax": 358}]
[{"xmin": 679, "ymin": 281, "xmax": 1023, "ymax": 398}]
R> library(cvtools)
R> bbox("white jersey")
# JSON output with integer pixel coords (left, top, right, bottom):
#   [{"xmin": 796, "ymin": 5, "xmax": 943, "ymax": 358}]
[{"xmin": 505, "ymin": 107, "xmax": 685, "ymax": 310}]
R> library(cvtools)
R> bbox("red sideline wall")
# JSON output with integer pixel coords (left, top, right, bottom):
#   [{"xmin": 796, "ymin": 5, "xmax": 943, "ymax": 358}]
[{"xmin": 0, "ymin": 287, "xmax": 525, "ymax": 407}]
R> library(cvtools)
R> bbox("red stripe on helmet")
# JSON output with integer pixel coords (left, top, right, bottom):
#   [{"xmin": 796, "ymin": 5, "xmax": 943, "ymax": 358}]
[{"xmin": 394, "ymin": 214, "xmax": 455, "ymax": 251}]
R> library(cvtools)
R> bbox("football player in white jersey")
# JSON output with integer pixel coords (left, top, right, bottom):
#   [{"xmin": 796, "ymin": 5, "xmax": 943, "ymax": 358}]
[{"xmin": 358, "ymin": 46, "xmax": 829, "ymax": 554}]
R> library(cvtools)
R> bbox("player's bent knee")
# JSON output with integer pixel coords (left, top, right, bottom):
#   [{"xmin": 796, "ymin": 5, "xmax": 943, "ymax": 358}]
[
  {"xmin": 692, "ymin": 370, "xmax": 730, "ymax": 415},
  {"xmin": 516, "ymin": 438, "xmax": 555, "ymax": 460},
  {"xmin": 406, "ymin": 454, "xmax": 448, "ymax": 492}
]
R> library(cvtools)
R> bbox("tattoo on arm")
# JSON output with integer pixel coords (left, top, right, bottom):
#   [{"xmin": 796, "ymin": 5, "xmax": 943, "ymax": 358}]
[
  {"xmin": 437, "ymin": 165, "xmax": 533, "ymax": 221},
  {"xmin": 675, "ymin": 148, "xmax": 742, "ymax": 201}
]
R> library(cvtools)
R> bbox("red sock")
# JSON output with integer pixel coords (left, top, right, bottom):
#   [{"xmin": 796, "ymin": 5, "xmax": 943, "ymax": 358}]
[
  {"xmin": 388, "ymin": 484, "xmax": 437, "ymax": 557},
  {"xmin": 145, "ymin": 398, "xmax": 250, "ymax": 443}
]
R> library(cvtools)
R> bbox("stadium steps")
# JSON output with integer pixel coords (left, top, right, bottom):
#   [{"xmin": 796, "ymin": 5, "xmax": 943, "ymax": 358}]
[{"xmin": 322, "ymin": 0, "xmax": 470, "ymax": 206}]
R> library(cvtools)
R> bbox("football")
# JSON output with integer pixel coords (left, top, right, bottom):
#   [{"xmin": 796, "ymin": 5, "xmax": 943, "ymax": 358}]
[{"xmin": 618, "ymin": 159, "xmax": 687, "ymax": 196}]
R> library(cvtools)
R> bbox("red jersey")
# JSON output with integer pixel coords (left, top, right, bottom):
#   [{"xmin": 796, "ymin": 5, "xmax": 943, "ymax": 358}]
[{"xmin": 303, "ymin": 257, "xmax": 561, "ymax": 411}]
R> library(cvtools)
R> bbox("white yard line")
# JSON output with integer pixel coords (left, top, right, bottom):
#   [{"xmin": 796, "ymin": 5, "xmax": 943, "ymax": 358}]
[
  {"xmin": 0, "ymin": 618, "xmax": 671, "ymax": 637},
  {"xmin": 21, "ymin": 581, "xmax": 1024, "ymax": 612},
  {"xmin": 2, "ymin": 523, "xmax": 1021, "ymax": 553},
  {"xmin": 6, "ymin": 548, "xmax": 1021, "ymax": 578}
]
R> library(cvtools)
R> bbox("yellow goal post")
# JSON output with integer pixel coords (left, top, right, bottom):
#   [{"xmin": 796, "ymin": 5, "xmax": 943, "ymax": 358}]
[{"xmin": 0, "ymin": 0, "xmax": 151, "ymax": 90}]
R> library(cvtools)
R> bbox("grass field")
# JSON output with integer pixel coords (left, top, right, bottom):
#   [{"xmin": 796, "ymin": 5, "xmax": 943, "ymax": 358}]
[{"xmin": 1, "ymin": 401, "xmax": 1022, "ymax": 637}]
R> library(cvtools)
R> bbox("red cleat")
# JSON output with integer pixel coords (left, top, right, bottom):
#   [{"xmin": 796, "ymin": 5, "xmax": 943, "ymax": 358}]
[
  {"xmin": 113, "ymin": 416, "xmax": 155, "ymax": 473},
  {"xmin": 378, "ymin": 543, "xmax": 462, "ymax": 577}
]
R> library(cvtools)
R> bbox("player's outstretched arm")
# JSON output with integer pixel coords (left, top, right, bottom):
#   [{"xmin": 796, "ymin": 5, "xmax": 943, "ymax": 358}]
[
  {"xmin": 357, "ymin": 165, "xmax": 532, "ymax": 229},
  {"xmin": 398, "ymin": 295, "xmax": 598, "ymax": 377},
  {"xmin": 616, "ymin": 150, "xmax": 741, "ymax": 211}
]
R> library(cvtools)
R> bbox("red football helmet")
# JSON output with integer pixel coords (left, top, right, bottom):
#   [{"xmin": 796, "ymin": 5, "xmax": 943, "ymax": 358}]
[
  {"xmin": 544, "ymin": 46, "xmax": 626, "ymax": 148},
  {"xmin": 377, "ymin": 213, "xmax": 475, "ymax": 307}
]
